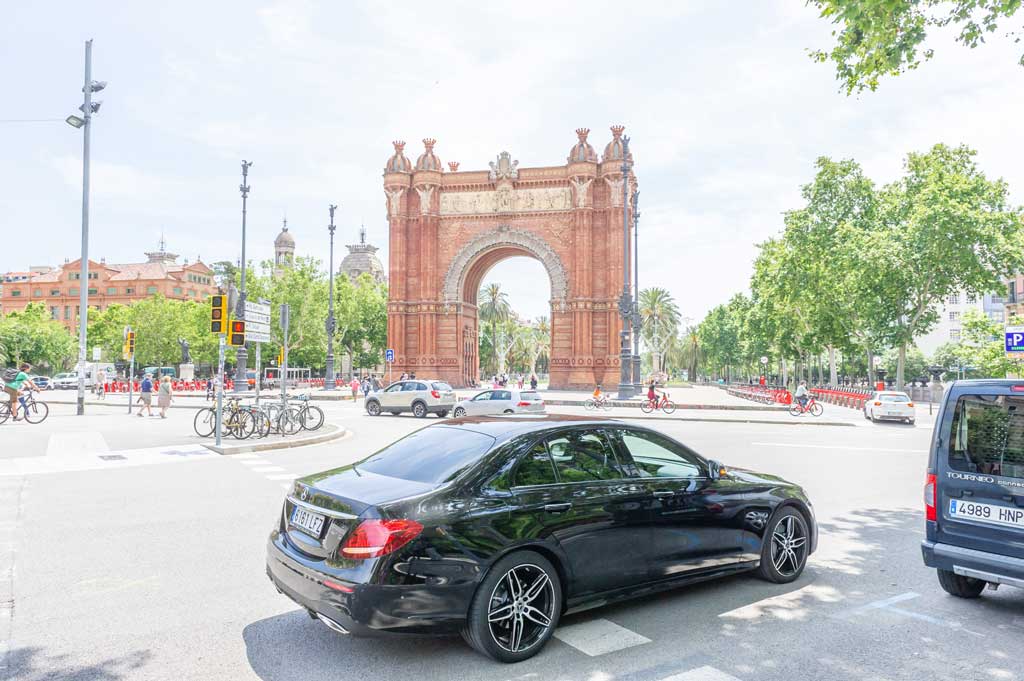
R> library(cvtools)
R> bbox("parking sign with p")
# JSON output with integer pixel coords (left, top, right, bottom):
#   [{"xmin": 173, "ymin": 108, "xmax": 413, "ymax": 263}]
[{"xmin": 1005, "ymin": 326, "xmax": 1024, "ymax": 357}]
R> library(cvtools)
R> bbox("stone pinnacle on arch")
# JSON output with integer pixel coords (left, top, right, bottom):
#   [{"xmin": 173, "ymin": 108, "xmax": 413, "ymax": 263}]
[
  {"xmin": 385, "ymin": 140, "xmax": 412, "ymax": 173},
  {"xmin": 603, "ymin": 125, "xmax": 633, "ymax": 163},
  {"xmin": 415, "ymin": 138, "xmax": 442, "ymax": 172},
  {"xmin": 567, "ymin": 127, "xmax": 598, "ymax": 164}
]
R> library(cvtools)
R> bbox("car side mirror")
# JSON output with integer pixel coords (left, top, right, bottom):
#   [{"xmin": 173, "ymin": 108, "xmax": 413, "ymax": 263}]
[{"xmin": 707, "ymin": 460, "xmax": 727, "ymax": 479}]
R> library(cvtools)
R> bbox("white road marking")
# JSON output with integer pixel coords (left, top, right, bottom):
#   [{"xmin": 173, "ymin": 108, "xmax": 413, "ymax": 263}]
[
  {"xmin": 840, "ymin": 591, "xmax": 920, "ymax": 616},
  {"xmin": 45, "ymin": 431, "xmax": 109, "ymax": 457},
  {"xmin": 553, "ymin": 618, "xmax": 650, "ymax": 656},
  {"xmin": 233, "ymin": 453, "xmax": 260, "ymax": 460},
  {"xmin": 0, "ymin": 444, "xmax": 215, "ymax": 476},
  {"xmin": 252, "ymin": 466, "xmax": 285, "ymax": 473},
  {"xmin": 265, "ymin": 474, "xmax": 296, "ymax": 481},
  {"xmin": 280, "ymin": 483, "xmax": 292, "ymax": 490},
  {"xmin": 238, "ymin": 459, "xmax": 270, "ymax": 466},
  {"xmin": 751, "ymin": 442, "xmax": 926, "ymax": 453},
  {"xmin": 661, "ymin": 666, "xmax": 743, "ymax": 681},
  {"xmin": 834, "ymin": 591, "xmax": 984, "ymax": 636}
]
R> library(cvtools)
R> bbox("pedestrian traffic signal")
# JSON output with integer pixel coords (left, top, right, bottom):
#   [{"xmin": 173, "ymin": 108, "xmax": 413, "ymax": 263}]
[
  {"xmin": 228, "ymin": 320, "xmax": 246, "ymax": 347},
  {"xmin": 277, "ymin": 348, "xmax": 283, "ymax": 366},
  {"xmin": 210, "ymin": 295, "xmax": 227, "ymax": 333}
]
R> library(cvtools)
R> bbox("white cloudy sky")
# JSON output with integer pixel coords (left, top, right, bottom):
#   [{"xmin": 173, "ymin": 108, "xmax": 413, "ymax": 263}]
[{"xmin": 2, "ymin": 1, "xmax": 1022, "ymax": 324}]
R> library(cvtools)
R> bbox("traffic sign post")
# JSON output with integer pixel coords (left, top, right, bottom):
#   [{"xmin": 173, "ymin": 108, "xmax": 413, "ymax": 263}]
[
  {"xmin": 385, "ymin": 348, "xmax": 394, "ymax": 384},
  {"xmin": 280, "ymin": 304, "xmax": 290, "ymax": 402},
  {"xmin": 123, "ymin": 326, "xmax": 135, "ymax": 414},
  {"xmin": 215, "ymin": 334, "xmax": 226, "ymax": 447},
  {"xmin": 1005, "ymin": 326, "xmax": 1024, "ymax": 359}
]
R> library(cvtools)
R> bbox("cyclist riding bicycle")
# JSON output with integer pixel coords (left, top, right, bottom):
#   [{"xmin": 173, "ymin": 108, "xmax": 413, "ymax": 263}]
[
  {"xmin": 592, "ymin": 384, "xmax": 606, "ymax": 404},
  {"xmin": 3, "ymin": 362, "xmax": 39, "ymax": 422},
  {"xmin": 647, "ymin": 380, "xmax": 658, "ymax": 405},
  {"xmin": 795, "ymin": 381, "xmax": 809, "ymax": 409}
]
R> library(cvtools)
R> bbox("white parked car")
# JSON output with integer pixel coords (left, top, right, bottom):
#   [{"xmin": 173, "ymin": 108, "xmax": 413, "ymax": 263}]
[
  {"xmin": 51, "ymin": 372, "xmax": 80, "ymax": 389},
  {"xmin": 864, "ymin": 391, "xmax": 916, "ymax": 425},
  {"xmin": 451, "ymin": 388, "xmax": 545, "ymax": 418},
  {"xmin": 365, "ymin": 379, "xmax": 456, "ymax": 418}
]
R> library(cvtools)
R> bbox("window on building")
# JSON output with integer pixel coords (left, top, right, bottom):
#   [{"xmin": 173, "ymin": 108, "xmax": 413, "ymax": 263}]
[
  {"xmin": 69, "ymin": 272, "xmax": 79, "ymax": 280},
  {"xmin": 63, "ymin": 306, "xmax": 70, "ymax": 320},
  {"xmin": 10, "ymin": 290, "xmax": 21, "ymax": 297},
  {"xmin": 88, "ymin": 272, "xmax": 97, "ymax": 280},
  {"xmin": 146, "ymin": 286, "xmax": 158, "ymax": 295},
  {"xmin": 33, "ymin": 289, "xmax": 42, "ymax": 297},
  {"xmin": 50, "ymin": 289, "xmax": 60, "ymax": 296},
  {"xmin": 949, "ymin": 311, "xmax": 961, "ymax": 321},
  {"xmin": 125, "ymin": 287, "xmax": 134, "ymax": 295},
  {"xmin": 1009, "ymin": 281, "xmax": 1017, "ymax": 304},
  {"xmin": 966, "ymin": 293, "xmax": 977, "ymax": 304},
  {"xmin": 87, "ymin": 288, "xmax": 97, "ymax": 295},
  {"xmin": 948, "ymin": 293, "xmax": 960, "ymax": 305},
  {"xmin": 950, "ymin": 329, "xmax": 961, "ymax": 340},
  {"xmin": 50, "ymin": 306, "xmax": 58, "ymax": 320},
  {"xmin": 106, "ymin": 287, "xmax": 117, "ymax": 295},
  {"xmin": 173, "ymin": 287, "xmax": 182, "ymax": 295},
  {"xmin": 69, "ymin": 287, "xmax": 78, "ymax": 296}
]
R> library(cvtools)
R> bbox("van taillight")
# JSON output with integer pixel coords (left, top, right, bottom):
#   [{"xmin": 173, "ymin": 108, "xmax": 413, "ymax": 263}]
[
  {"xmin": 1012, "ymin": 385, "xmax": 1024, "ymax": 392},
  {"xmin": 925, "ymin": 473, "xmax": 937, "ymax": 521}
]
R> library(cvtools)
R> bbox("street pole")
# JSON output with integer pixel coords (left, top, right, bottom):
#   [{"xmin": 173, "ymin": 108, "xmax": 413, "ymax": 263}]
[
  {"xmin": 325, "ymin": 204, "xmax": 338, "ymax": 390},
  {"xmin": 616, "ymin": 135, "xmax": 634, "ymax": 399},
  {"xmin": 233, "ymin": 160, "xmax": 253, "ymax": 393},
  {"xmin": 215, "ymin": 334, "xmax": 226, "ymax": 447},
  {"xmin": 75, "ymin": 40, "xmax": 95, "ymax": 416},
  {"xmin": 631, "ymin": 190, "xmax": 642, "ymax": 393},
  {"xmin": 280, "ymin": 304, "xmax": 291, "ymax": 403}
]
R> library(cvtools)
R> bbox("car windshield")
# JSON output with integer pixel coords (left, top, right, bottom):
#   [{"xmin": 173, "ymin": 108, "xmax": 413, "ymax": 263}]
[
  {"xmin": 949, "ymin": 395, "xmax": 1024, "ymax": 479},
  {"xmin": 881, "ymin": 394, "xmax": 910, "ymax": 403},
  {"xmin": 357, "ymin": 426, "xmax": 495, "ymax": 484}
]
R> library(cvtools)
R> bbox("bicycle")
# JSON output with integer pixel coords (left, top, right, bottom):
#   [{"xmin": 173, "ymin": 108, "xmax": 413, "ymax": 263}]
[
  {"xmin": 288, "ymin": 394, "xmax": 325, "ymax": 431},
  {"xmin": 640, "ymin": 392, "xmax": 676, "ymax": 415},
  {"xmin": 193, "ymin": 398, "xmax": 256, "ymax": 439},
  {"xmin": 788, "ymin": 396, "xmax": 823, "ymax": 417},
  {"xmin": 0, "ymin": 391, "xmax": 49, "ymax": 424},
  {"xmin": 583, "ymin": 396, "xmax": 613, "ymax": 411}
]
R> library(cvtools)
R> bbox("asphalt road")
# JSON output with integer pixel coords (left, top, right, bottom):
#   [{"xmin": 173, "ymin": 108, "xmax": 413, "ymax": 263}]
[{"xmin": 3, "ymin": 396, "xmax": 1023, "ymax": 681}]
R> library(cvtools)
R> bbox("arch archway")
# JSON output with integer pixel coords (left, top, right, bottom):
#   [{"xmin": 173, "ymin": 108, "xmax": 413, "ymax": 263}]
[{"xmin": 383, "ymin": 131, "xmax": 636, "ymax": 389}]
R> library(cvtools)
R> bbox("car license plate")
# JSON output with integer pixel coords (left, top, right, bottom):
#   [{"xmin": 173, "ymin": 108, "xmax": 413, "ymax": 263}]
[
  {"xmin": 949, "ymin": 499, "xmax": 1024, "ymax": 529},
  {"xmin": 291, "ymin": 506, "xmax": 326, "ymax": 536},
  {"xmin": 887, "ymin": 411, "xmax": 902, "ymax": 416}
]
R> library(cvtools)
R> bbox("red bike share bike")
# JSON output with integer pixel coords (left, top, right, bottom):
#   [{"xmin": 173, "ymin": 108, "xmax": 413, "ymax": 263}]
[
  {"xmin": 788, "ymin": 396, "xmax": 823, "ymax": 417},
  {"xmin": 640, "ymin": 392, "xmax": 676, "ymax": 415}
]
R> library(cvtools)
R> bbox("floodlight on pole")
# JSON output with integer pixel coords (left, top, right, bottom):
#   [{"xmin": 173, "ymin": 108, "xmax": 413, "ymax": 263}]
[{"xmin": 65, "ymin": 115, "xmax": 84, "ymax": 129}]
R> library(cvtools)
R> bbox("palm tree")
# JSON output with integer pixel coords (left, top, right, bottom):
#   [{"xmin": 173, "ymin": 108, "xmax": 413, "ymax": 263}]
[
  {"xmin": 639, "ymin": 288, "xmax": 680, "ymax": 374},
  {"xmin": 680, "ymin": 326, "xmax": 703, "ymax": 383},
  {"xmin": 526, "ymin": 316, "xmax": 551, "ymax": 378},
  {"xmin": 478, "ymin": 283, "xmax": 511, "ymax": 374}
]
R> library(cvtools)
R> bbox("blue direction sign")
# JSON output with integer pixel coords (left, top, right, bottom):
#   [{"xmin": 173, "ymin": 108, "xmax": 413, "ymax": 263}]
[
  {"xmin": 1005, "ymin": 326, "xmax": 1024, "ymax": 355},
  {"xmin": 385, "ymin": 348, "xmax": 395, "ymax": 363}
]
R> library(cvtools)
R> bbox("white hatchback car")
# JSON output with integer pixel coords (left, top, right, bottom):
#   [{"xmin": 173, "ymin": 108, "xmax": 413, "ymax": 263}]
[
  {"xmin": 365, "ymin": 379, "xmax": 456, "ymax": 418},
  {"xmin": 451, "ymin": 388, "xmax": 545, "ymax": 418},
  {"xmin": 864, "ymin": 391, "xmax": 916, "ymax": 425}
]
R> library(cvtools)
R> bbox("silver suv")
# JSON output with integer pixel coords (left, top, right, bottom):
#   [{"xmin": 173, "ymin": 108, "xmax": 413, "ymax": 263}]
[{"xmin": 365, "ymin": 380, "xmax": 456, "ymax": 418}]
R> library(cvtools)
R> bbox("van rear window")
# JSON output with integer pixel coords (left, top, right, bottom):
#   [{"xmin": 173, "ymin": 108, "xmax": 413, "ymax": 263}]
[{"xmin": 949, "ymin": 395, "xmax": 1024, "ymax": 479}]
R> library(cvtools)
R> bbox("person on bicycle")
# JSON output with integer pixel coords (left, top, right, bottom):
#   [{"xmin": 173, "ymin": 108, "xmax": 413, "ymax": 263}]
[
  {"xmin": 4, "ymin": 362, "xmax": 39, "ymax": 422},
  {"xmin": 647, "ymin": 380, "xmax": 658, "ymax": 405},
  {"xmin": 795, "ymin": 380, "xmax": 809, "ymax": 409},
  {"xmin": 592, "ymin": 384, "xmax": 604, "ymax": 405}
]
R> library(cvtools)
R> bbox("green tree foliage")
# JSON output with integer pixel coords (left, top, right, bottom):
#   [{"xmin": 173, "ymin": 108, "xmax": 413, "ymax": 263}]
[
  {"xmin": 639, "ymin": 287, "xmax": 680, "ymax": 375},
  {"xmin": 478, "ymin": 283, "xmax": 511, "ymax": 374},
  {"xmin": 88, "ymin": 296, "xmax": 219, "ymax": 369},
  {"xmin": 934, "ymin": 309, "xmax": 1020, "ymax": 378},
  {"xmin": 0, "ymin": 304, "xmax": 76, "ymax": 371},
  {"xmin": 809, "ymin": 0, "xmax": 1023, "ymax": 93}
]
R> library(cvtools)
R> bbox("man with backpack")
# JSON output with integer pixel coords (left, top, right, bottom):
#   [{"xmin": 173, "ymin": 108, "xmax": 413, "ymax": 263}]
[{"xmin": 4, "ymin": 363, "xmax": 39, "ymax": 422}]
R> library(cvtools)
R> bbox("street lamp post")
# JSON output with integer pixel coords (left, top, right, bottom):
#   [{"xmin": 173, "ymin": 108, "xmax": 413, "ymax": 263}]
[
  {"xmin": 233, "ymin": 160, "xmax": 252, "ymax": 393},
  {"xmin": 324, "ymin": 204, "xmax": 338, "ymax": 390},
  {"xmin": 616, "ymin": 136, "xmax": 635, "ymax": 400},
  {"xmin": 630, "ymin": 190, "xmax": 642, "ymax": 394},
  {"xmin": 69, "ymin": 40, "xmax": 106, "ymax": 416}
]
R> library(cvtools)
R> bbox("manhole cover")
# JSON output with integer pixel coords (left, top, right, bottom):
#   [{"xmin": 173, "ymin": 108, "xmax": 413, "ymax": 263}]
[{"xmin": 97, "ymin": 454, "xmax": 127, "ymax": 461}]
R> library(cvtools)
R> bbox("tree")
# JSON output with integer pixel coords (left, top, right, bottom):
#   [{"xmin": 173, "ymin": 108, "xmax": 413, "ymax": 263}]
[
  {"xmin": 478, "ymin": 283, "xmax": 511, "ymax": 374},
  {"xmin": 525, "ymin": 317, "xmax": 550, "ymax": 379},
  {"xmin": 0, "ymin": 304, "xmax": 77, "ymax": 371},
  {"xmin": 639, "ymin": 287, "xmax": 680, "ymax": 375},
  {"xmin": 809, "ymin": 0, "xmax": 1023, "ymax": 93},
  {"xmin": 881, "ymin": 346, "xmax": 929, "ymax": 382}
]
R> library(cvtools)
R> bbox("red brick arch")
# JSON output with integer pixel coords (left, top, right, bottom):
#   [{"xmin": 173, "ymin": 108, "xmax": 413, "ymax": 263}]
[{"xmin": 383, "ymin": 131, "xmax": 634, "ymax": 389}]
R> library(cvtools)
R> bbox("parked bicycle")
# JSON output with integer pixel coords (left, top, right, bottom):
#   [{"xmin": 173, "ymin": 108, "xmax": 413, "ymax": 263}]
[
  {"xmin": 288, "ymin": 394, "xmax": 325, "ymax": 431},
  {"xmin": 0, "ymin": 392, "xmax": 49, "ymax": 424},
  {"xmin": 640, "ymin": 392, "xmax": 676, "ymax": 415},
  {"xmin": 788, "ymin": 396, "xmax": 823, "ymax": 417}
]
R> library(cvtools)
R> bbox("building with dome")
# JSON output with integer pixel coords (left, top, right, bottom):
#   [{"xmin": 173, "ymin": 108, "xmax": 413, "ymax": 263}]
[
  {"xmin": 340, "ymin": 226, "xmax": 385, "ymax": 283},
  {"xmin": 274, "ymin": 219, "xmax": 296, "ymax": 276}
]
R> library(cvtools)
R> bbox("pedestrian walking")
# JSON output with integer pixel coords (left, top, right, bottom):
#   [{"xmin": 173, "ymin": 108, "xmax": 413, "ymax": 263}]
[
  {"xmin": 361, "ymin": 376, "xmax": 371, "ymax": 399},
  {"xmin": 349, "ymin": 375, "xmax": 360, "ymax": 400},
  {"xmin": 157, "ymin": 374, "xmax": 173, "ymax": 418},
  {"xmin": 205, "ymin": 377, "xmax": 215, "ymax": 401},
  {"xmin": 530, "ymin": 374, "xmax": 538, "ymax": 390},
  {"xmin": 95, "ymin": 367, "xmax": 107, "ymax": 399},
  {"xmin": 138, "ymin": 373, "xmax": 154, "ymax": 417}
]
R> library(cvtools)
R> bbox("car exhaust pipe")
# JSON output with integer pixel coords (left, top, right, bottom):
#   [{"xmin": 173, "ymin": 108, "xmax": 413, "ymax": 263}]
[{"xmin": 316, "ymin": 613, "xmax": 350, "ymax": 635}]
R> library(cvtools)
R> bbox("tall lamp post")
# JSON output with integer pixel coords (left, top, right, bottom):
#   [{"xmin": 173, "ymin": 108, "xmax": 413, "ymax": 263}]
[
  {"xmin": 630, "ymin": 190, "xmax": 642, "ymax": 393},
  {"xmin": 66, "ymin": 39, "xmax": 106, "ymax": 416},
  {"xmin": 233, "ymin": 160, "xmax": 253, "ymax": 393},
  {"xmin": 324, "ymin": 204, "xmax": 338, "ymax": 390},
  {"xmin": 616, "ymin": 136, "xmax": 635, "ymax": 399}
]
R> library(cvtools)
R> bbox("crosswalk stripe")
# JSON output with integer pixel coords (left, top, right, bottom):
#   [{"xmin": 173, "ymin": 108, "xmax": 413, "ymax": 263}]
[
  {"xmin": 252, "ymin": 466, "xmax": 285, "ymax": 473},
  {"xmin": 265, "ymin": 474, "xmax": 296, "ymax": 481},
  {"xmin": 553, "ymin": 618, "xmax": 650, "ymax": 656}
]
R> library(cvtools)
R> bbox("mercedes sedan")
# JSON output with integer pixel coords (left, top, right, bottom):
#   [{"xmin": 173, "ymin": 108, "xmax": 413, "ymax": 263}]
[{"xmin": 266, "ymin": 415, "xmax": 817, "ymax": 663}]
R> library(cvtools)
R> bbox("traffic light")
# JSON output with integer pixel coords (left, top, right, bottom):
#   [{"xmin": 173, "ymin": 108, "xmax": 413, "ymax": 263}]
[
  {"xmin": 228, "ymin": 320, "xmax": 246, "ymax": 347},
  {"xmin": 210, "ymin": 295, "xmax": 227, "ymax": 333},
  {"xmin": 277, "ymin": 348, "xmax": 284, "ymax": 366},
  {"xmin": 126, "ymin": 331, "xmax": 136, "ymax": 356}
]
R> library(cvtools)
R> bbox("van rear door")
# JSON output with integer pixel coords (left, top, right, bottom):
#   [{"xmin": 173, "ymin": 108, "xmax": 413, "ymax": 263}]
[{"xmin": 936, "ymin": 390, "xmax": 1024, "ymax": 560}]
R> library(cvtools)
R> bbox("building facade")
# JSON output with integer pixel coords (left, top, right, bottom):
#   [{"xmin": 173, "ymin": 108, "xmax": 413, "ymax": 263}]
[
  {"xmin": 1005, "ymin": 274, "xmax": 1024, "ymax": 322},
  {"xmin": 0, "ymin": 245, "xmax": 217, "ymax": 329},
  {"xmin": 914, "ymin": 289, "xmax": 999, "ymax": 357}
]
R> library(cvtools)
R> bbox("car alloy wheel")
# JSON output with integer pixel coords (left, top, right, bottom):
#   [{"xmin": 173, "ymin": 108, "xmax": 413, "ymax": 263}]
[
  {"xmin": 487, "ymin": 564, "xmax": 556, "ymax": 654},
  {"xmin": 757, "ymin": 507, "xmax": 809, "ymax": 584},
  {"xmin": 453, "ymin": 407, "xmax": 466, "ymax": 418},
  {"xmin": 366, "ymin": 400, "xmax": 381, "ymax": 416},
  {"xmin": 413, "ymin": 402, "xmax": 427, "ymax": 418}
]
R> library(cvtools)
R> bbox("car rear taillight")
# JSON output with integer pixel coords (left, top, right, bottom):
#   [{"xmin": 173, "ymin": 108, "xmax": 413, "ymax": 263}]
[
  {"xmin": 874, "ymin": 401, "xmax": 882, "ymax": 406},
  {"xmin": 924, "ymin": 473, "xmax": 937, "ymax": 521},
  {"xmin": 517, "ymin": 401, "xmax": 530, "ymax": 407},
  {"xmin": 907, "ymin": 402, "xmax": 914, "ymax": 407},
  {"xmin": 1012, "ymin": 385, "xmax": 1024, "ymax": 392},
  {"xmin": 431, "ymin": 390, "xmax": 440, "ymax": 399},
  {"xmin": 339, "ymin": 519, "xmax": 423, "ymax": 559}
]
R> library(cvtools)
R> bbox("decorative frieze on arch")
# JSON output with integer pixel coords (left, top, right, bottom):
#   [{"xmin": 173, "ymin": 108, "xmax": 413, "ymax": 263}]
[{"xmin": 441, "ymin": 226, "xmax": 569, "ymax": 304}]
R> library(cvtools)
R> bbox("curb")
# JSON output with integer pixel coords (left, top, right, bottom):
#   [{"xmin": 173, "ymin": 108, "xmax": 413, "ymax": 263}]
[
  {"xmin": 618, "ymin": 415, "xmax": 855, "ymax": 427},
  {"xmin": 542, "ymin": 399, "xmax": 788, "ymax": 412},
  {"xmin": 202, "ymin": 423, "xmax": 348, "ymax": 455}
]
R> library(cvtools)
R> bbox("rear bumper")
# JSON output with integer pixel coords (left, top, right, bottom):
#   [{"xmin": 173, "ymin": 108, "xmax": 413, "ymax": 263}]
[
  {"xmin": 266, "ymin": 533, "xmax": 474, "ymax": 636},
  {"xmin": 921, "ymin": 540, "xmax": 1024, "ymax": 588}
]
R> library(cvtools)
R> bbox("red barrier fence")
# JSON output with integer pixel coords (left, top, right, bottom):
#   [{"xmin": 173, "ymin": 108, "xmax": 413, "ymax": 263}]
[
  {"xmin": 811, "ymin": 386, "xmax": 873, "ymax": 410},
  {"xmin": 727, "ymin": 385, "xmax": 792, "ymax": 405}
]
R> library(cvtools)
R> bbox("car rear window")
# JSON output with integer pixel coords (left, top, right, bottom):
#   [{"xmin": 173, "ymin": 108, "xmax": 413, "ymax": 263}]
[
  {"xmin": 357, "ymin": 426, "xmax": 496, "ymax": 484},
  {"xmin": 520, "ymin": 391, "xmax": 541, "ymax": 401},
  {"xmin": 431, "ymin": 382, "xmax": 452, "ymax": 391},
  {"xmin": 949, "ymin": 395, "xmax": 1024, "ymax": 479},
  {"xmin": 881, "ymin": 394, "xmax": 910, "ymax": 403}
]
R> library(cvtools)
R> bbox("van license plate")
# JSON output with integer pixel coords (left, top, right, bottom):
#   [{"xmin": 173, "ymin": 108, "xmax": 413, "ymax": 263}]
[
  {"xmin": 949, "ymin": 499, "xmax": 1024, "ymax": 529},
  {"xmin": 291, "ymin": 507, "xmax": 325, "ymax": 536}
]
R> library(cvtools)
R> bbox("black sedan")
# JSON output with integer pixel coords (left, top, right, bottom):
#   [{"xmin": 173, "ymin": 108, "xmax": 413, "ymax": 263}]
[{"xmin": 266, "ymin": 415, "xmax": 817, "ymax": 663}]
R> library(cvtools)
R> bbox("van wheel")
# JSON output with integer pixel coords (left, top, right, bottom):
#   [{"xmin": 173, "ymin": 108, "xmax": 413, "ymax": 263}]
[
  {"xmin": 937, "ymin": 569, "xmax": 986, "ymax": 598},
  {"xmin": 461, "ymin": 550, "xmax": 562, "ymax": 663}
]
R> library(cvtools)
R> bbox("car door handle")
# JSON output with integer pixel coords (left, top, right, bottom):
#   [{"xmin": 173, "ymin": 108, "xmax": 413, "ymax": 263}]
[
  {"xmin": 653, "ymin": 490, "xmax": 675, "ymax": 498},
  {"xmin": 543, "ymin": 503, "xmax": 572, "ymax": 513}
]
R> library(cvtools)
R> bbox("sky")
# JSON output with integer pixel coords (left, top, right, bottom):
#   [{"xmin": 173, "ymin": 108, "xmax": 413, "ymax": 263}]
[{"xmin": 2, "ymin": 1, "xmax": 1022, "ymax": 325}]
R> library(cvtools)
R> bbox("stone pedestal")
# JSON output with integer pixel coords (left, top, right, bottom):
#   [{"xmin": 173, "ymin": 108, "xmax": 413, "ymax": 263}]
[{"xmin": 179, "ymin": 363, "xmax": 195, "ymax": 381}]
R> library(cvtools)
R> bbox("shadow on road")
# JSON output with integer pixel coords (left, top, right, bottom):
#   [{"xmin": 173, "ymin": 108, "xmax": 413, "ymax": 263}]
[{"xmin": 4, "ymin": 646, "xmax": 151, "ymax": 681}]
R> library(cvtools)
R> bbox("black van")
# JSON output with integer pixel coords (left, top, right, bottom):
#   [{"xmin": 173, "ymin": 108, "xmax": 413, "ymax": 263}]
[{"xmin": 922, "ymin": 380, "xmax": 1024, "ymax": 597}]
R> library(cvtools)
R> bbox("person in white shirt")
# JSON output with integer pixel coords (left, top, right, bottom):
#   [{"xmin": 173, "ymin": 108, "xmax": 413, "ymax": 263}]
[{"xmin": 795, "ymin": 380, "xmax": 809, "ymax": 408}]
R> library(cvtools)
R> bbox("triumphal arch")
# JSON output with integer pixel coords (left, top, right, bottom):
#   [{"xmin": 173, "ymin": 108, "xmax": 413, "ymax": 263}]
[{"xmin": 383, "ymin": 127, "xmax": 636, "ymax": 389}]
